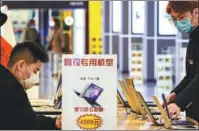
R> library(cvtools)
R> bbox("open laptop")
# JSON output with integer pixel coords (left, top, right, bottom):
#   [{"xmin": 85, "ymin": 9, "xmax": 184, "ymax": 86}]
[
  {"xmin": 137, "ymin": 91, "xmax": 160, "ymax": 115},
  {"xmin": 31, "ymin": 75, "xmax": 62, "ymax": 109},
  {"xmin": 124, "ymin": 77, "xmax": 156, "ymax": 107},
  {"xmin": 73, "ymin": 83, "xmax": 103, "ymax": 107},
  {"xmin": 118, "ymin": 80, "xmax": 141, "ymax": 114},
  {"xmin": 136, "ymin": 92, "xmax": 162, "ymax": 125},
  {"xmin": 153, "ymin": 95, "xmax": 198, "ymax": 130},
  {"xmin": 117, "ymin": 90, "xmax": 130, "ymax": 108},
  {"xmin": 126, "ymin": 85, "xmax": 148, "ymax": 117}
]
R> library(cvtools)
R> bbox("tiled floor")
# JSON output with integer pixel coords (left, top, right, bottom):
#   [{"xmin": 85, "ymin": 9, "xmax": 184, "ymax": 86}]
[{"xmin": 33, "ymin": 60, "xmax": 172, "ymax": 102}]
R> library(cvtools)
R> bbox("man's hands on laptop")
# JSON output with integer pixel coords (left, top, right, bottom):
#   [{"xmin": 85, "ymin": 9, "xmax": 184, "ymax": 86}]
[
  {"xmin": 162, "ymin": 93, "xmax": 181, "ymax": 119},
  {"xmin": 168, "ymin": 103, "xmax": 181, "ymax": 120},
  {"xmin": 161, "ymin": 92, "xmax": 176, "ymax": 108},
  {"xmin": 166, "ymin": 92, "xmax": 176, "ymax": 104},
  {"xmin": 55, "ymin": 115, "xmax": 62, "ymax": 129}
]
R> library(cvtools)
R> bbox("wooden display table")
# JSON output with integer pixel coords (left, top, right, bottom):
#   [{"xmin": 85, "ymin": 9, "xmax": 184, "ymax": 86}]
[
  {"xmin": 117, "ymin": 104, "xmax": 198, "ymax": 130},
  {"xmin": 117, "ymin": 104, "xmax": 166, "ymax": 130}
]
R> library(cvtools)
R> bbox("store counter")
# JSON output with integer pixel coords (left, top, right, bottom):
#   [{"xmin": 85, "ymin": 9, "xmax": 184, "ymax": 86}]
[
  {"xmin": 117, "ymin": 104, "xmax": 198, "ymax": 130},
  {"xmin": 117, "ymin": 104, "xmax": 166, "ymax": 130}
]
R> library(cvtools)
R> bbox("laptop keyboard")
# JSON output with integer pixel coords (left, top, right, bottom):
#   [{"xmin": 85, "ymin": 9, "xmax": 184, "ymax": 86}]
[
  {"xmin": 33, "ymin": 106, "xmax": 61, "ymax": 112},
  {"xmin": 172, "ymin": 120, "xmax": 195, "ymax": 125}
]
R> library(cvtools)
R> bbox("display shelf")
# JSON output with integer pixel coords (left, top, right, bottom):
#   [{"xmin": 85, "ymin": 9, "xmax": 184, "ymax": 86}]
[
  {"xmin": 130, "ymin": 42, "xmax": 144, "ymax": 85},
  {"xmin": 156, "ymin": 54, "xmax": 173, "ymax": 90}
]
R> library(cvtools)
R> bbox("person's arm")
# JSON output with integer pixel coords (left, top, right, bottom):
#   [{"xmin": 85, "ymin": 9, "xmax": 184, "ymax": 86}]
[
  {"xmin": 171, "ymin": 76, "xmax": 188, "ymax": 95},
  {"xmin": 174, "ymin": 74, "xmax": 199, "ymax": 111}
]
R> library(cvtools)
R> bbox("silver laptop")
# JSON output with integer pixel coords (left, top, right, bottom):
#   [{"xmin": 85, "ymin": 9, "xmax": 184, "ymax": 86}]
[{"xmin": 31, "ymin": 75, "xmax": 62, "ymax": 109}]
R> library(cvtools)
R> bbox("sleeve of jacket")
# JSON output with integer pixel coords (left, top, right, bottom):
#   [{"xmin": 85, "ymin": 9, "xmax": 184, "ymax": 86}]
[
  {"xmin": 171, "ymin": 76, "xmax": 188, "ymax": 95},
  {"xmin": 37, "ymin": 115, "xmax": 58, "ymax": 130},
  {"xmin": 174, "ymin": 74, "xmax": 199, "ymax": 111}
]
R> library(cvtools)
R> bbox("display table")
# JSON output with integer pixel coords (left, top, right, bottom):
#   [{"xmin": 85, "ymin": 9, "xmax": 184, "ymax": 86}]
[
  {"xmin": 117, "ymin": 104, "xmax": 198, "ymax": 130},
  {"xmin": 117, "ymin": 104, "xmax": 166, "ymax": 130}
]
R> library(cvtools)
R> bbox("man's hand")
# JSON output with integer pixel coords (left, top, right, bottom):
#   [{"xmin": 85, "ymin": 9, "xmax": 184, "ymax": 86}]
[
  {"xmin": 55, "ymin": 115, "xmax": 62, "ymax": 129},
  {"xmin": 168, "ymin": 103, "xmax": 180, "ymax": 119},
  {"xmin": 166, "ymin": 92, "xmax": 176, "ymax": 104},
  {"xmin": 162, "ymin": 93, "xmax": 176, "ymax": 108}
]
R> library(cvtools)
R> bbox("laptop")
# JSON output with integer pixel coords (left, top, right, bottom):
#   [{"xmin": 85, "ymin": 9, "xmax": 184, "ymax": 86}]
[
  {"xmin": 124, "ymin": 77, "xmax": 156, "ymax": 106},
  {"xmin": 31, "ymin": 75, "xmax": 62, "ymax": 109},
  {"xmin": 117, "ymin": 90, "xmax": 130, "ymax": 108},
  {"xmin": 118, "ymin": 80, "xmax": 141, "ymax": 114},
  {"xmin": 153, "ymin": 95, "xmax": 198, "ymax": 130},
  {"xmin": 73, "ymin": 83, "xmax": 103, "ymax": 107},
  {"xmin": 126, "ymin": 85, "xmax": 148, "ymax": 117},
  {"xmin": 136, "ymin": 92, "xmax": 162, "ymax": 125},
  {"xmin": 137, "ymin": 91, "xmax": 160, "ymax": 115}
]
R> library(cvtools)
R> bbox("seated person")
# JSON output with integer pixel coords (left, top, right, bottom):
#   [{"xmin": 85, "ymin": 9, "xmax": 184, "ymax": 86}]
[{"xmin": 0, "ymin": 41, "xmax": 61, "ymax": 129}]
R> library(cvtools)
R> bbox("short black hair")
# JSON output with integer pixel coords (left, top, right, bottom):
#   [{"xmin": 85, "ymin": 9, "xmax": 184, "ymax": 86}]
[
  {"xmin": 8, "ymin": 41, "xmax": 49, "ymax": 67},
  {"xmin": 53, "ymin": 18, "xmax": 60, "ymax": 28},
  {"xmin": 167, "ymin": 1, "xmax": 198, "ymax": 14}
]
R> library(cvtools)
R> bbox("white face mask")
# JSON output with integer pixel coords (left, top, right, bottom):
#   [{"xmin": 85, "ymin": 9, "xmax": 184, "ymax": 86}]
[{"xmin": 19, "ymin": 66, "xmax": 39, "ymax": 90}]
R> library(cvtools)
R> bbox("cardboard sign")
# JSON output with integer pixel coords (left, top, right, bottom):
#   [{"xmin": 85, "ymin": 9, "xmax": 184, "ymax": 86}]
[{"xmin": 62, "ymin": 55, "xmax": 117, "ymax": 130}]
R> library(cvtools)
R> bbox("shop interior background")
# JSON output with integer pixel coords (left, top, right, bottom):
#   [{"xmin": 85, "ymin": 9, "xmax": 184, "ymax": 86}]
[{"xmin": 1, "ymin": 1, "xmax": 189, "ymax": 101}]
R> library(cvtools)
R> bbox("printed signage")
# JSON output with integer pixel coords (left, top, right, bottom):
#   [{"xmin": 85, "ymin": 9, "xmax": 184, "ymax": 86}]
[{"xmin": 62, "ymin": 55, "xmax": 117, "ymax": 130}]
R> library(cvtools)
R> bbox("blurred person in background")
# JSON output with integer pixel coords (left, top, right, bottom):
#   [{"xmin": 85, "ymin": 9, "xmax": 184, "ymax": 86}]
[
  {"xmin": 23, "ymin": 19, "xmax": 41, "ymax": 46},
  {"xmin": 165, "ymin": 1, "xmax": 199, "ymax": 122},
  {"xmin": 46, "ymin": 17, "xmax": 66, "ymax": 76},
  {"xmin": 46, "ymin": 17, "xmax": 66, "ymax": 54},
  {"xmin": 0, "ymin": 41, "xmax": 61, "ymax": 129}
]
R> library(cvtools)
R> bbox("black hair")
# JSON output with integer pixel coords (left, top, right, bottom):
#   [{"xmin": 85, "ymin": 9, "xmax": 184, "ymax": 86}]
[
  {"xmin": 27, "ymin": 19, "xmax": 35, "ymax": 27},
  {"xmin": 8, "ymin": 41, "xmax": 49, "ymax": 67},
  {"xmin": 53, "ymin": 18, "xmax": 60, "ymax": 28}
]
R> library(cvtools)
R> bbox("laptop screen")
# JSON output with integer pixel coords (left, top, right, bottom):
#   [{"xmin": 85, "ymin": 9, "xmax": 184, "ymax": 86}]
[
  {"xmin": 56, "ymin": 75, "xmax": 62, "ymax": 92},
  {"xmin": 53, "ymin": 75, "xmax": 62, "ymax": 108},
  {"xmin": 162, "ymin": 93, "xmax": 171, "ymax": 119},
  {"xmin": 84, "ymin": 83, "xmax": 103, "ymax": 101}
]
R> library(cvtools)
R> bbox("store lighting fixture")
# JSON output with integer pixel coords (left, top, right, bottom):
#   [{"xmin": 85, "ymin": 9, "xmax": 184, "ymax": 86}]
[{"xmin": 64, "ymin": 16, "xmax": 74, "ymax": 26}]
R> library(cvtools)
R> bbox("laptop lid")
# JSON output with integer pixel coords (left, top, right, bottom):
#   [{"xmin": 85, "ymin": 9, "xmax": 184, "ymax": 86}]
[
  {"xmin": 153, "ymin": 95, "xmax": 172, "ymax": 129},
  {"xmin": 119, "ymin": 80, "xmax": 140, "ymax": 114},
  {"xmin": 83, "ymin": 83, "xmax": 103, "ymax": 102},
  {"xmin": 52, "ymin": 74, "xmax": 62, "ymax": 107},
  {"xmin": 137, "ymin": 92, "xmax": 158, "ymax": 125},
  {"xmin": 162, "ymin": 93, "xmax": 171, "ymax": 119},
  {"xmin": 125, "ymin": 78, "xmax": 142, "ymax": 114},
  {"xmin": 127, "ymin": 86, "xmax": 145, "ymax": 116},
  {"xmin": 117, "ymin": 90, "xmax": 126, "ymax": 106}
]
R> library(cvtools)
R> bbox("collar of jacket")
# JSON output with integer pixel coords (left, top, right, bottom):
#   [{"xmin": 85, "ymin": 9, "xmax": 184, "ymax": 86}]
[{"xmin": 190, "ymin": 26, "xmax": 199, "ymax": 41}]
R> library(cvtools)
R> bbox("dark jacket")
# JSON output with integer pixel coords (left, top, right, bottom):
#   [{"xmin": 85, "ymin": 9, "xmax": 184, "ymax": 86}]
[
  {"xmin": 171, "ymin": 26, "xmax": 199, "ymax": 122},
  {"xmin": 0, "ymin": 64, "xmax": 57, "ymax": 130}
]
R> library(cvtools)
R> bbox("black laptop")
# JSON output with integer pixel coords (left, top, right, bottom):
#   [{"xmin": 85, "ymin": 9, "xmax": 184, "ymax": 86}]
[{"xmin": 74, "ymin": 83, "xmax": 103, "ymax": 107}]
